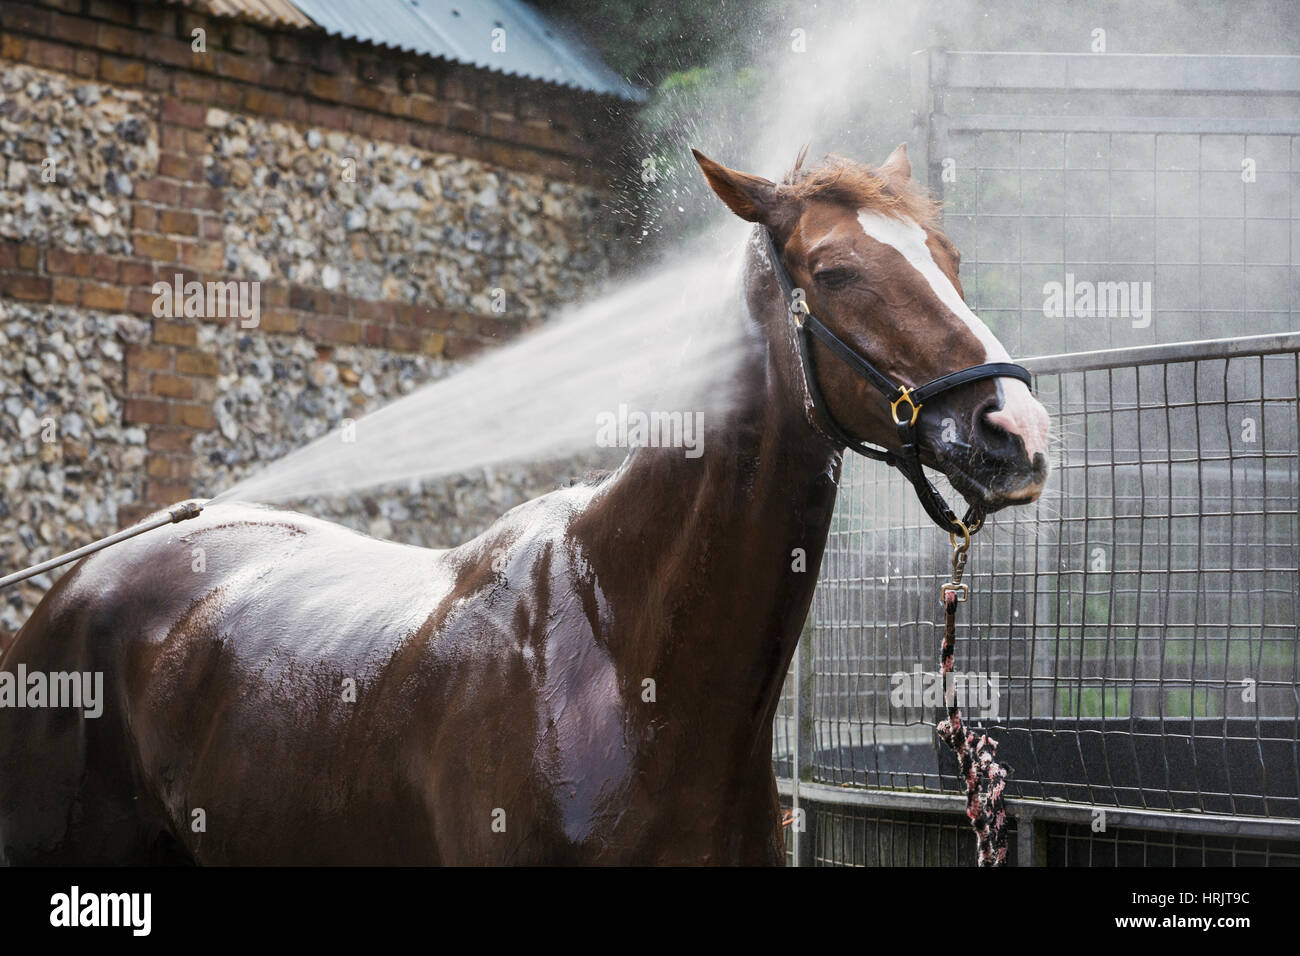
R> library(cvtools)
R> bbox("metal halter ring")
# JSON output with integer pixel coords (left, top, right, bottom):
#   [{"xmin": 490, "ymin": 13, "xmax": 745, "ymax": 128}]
[
  {"xmin": 949, "ymin": 518, "xmax": 972, "ymax": 555},
  {"xmin": 890, "ymin": 386, "xmax": 922, "ymax": 427}
]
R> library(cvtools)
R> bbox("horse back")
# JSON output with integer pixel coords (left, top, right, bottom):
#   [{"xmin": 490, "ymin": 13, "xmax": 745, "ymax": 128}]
[{"xmin": 0, "ymin": 492, "xmax": 618, "ymax": 863}]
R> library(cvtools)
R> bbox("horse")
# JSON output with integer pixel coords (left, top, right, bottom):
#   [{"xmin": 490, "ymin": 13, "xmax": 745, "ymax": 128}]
[{"xmin": 0, "ymin": 144, "xmax": 1050, "ymax": 865}]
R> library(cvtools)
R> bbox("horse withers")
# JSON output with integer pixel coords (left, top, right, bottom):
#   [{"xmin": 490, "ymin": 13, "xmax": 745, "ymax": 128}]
[{"xmin": 0, "ymin": 145, "xmax": 1049, "ymax": 865}]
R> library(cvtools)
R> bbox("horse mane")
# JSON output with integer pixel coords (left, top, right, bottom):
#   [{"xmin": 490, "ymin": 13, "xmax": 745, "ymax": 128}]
[{"xmin": 782, "ymin": 150, "xmax": 942, "ymax": 228}]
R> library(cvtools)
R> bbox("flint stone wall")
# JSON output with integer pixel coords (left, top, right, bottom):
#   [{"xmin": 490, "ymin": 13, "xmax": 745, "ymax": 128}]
[{"xmin": 0, "ymin": 0, "xmax": 638, "ymax": 638}]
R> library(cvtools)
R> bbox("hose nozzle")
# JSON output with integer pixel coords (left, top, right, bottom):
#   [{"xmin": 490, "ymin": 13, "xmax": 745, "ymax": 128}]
[
  {"xmin": 0, "ymin": 499, "xmax": 210, "ymax": 591},
  {"xmin": 169, "ymin": 501, "xmax": 204, "ymax": 523}
]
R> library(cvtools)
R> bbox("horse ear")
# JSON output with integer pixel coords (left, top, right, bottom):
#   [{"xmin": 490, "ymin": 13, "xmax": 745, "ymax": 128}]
[
  {"xmin": 691, "ymin": 149, "xmax": 787, "ymax": 229},
  {"xmin": 877, "ymin": 143, "xmax": 912, "ymax": 185}
]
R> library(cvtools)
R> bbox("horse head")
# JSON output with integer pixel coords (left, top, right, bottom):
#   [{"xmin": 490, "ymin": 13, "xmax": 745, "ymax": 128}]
[{"xmin": 693, "ymin": 144, "xmax": 1050, "ymax": 516}]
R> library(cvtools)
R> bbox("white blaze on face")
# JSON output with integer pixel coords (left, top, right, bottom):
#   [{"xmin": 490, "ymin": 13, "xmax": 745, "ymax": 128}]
[{"xmin": 855, "ymin": 210, "xmax": 1050, "ymax": 461}]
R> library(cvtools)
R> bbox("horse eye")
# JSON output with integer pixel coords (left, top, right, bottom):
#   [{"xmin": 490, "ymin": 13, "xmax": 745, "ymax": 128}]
[{"xmin": 814, "ymin": 267, "xmax": 857, "ymax": 289}]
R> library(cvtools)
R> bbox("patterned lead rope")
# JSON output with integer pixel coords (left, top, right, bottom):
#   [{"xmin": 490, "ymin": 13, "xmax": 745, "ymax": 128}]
[{"xmin": 936, "ymin": 552, "xmax": 1010, "ymax": 867}]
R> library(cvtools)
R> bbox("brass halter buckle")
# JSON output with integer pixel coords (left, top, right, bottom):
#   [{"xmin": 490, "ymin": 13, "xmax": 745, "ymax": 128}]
[{"xmin": 890, "ymin": 386, "xmax": 922, "ymax": 427}]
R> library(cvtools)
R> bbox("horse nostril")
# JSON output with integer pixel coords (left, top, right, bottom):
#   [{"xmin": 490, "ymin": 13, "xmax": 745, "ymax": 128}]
[
  {"xmin": 975, "ymin": 401, "xmax": 1014, "ymax": 445},
  {"xmin": 973, "ymin": 401, "xmax": 1039, "ymax": 469},
  {"xmin": 979, "ymin": 412, "xmax": 1009, "ymax": 440}
]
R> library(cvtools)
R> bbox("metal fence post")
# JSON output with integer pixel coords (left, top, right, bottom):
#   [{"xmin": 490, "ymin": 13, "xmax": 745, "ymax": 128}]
[
  {"xmin": 1016, "ymin": 808, "xmax": 1046, "ymax": 867},
  {"xmin": 909, "ymin": 47, "xmax": 945, "ymax": 191},
  {"xmin": 791, "ymin": 618, "xmax": 815, "ymax": 866},
  {"xmin": 790, "ymin": 634, "xmax": 801, "ymax": 867}
]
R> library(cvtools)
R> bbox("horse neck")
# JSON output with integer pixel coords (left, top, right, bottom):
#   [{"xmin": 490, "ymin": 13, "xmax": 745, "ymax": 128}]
[{"xmin": 582, "ymin": 263, "xmax": 842, "ymax": 750}]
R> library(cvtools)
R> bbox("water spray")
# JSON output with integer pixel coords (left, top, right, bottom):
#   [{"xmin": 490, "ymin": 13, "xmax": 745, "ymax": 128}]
[{"xmin": 0, "ymin": 500, "xmax": 207, "ymax": 592}]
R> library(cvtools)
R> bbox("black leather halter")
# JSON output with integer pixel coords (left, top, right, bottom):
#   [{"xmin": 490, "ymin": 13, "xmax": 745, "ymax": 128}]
[{"xmin": 763, "ymin": 228, "xmax": 1033, "ymax": 536}]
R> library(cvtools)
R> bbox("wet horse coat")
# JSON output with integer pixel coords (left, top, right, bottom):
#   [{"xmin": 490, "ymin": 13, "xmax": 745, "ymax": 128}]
[{"xmin": 0, "ymin": 146, "xmax": 1049, "ymax": 865}]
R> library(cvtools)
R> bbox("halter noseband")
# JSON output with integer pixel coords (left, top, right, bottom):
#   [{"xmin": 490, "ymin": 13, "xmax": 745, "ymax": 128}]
[{"xmin": 763, "ymin": 228, "xmax": 1033, "ymax": 537}]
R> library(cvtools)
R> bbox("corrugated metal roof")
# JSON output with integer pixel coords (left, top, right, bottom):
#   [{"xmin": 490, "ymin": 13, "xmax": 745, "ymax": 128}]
[
  {"xmin": 171, "ymin": 0, "xmax": 315, "ymax": 29},
  {"xmin": 292, "ymin": 0, "xmax": 646, "ymax": 100}
]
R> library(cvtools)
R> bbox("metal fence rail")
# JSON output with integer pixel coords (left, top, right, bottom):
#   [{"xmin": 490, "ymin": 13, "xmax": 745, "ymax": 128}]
[{"xmin": 774, "ymin": 332, "xmax": 1300, "ymax": 865}]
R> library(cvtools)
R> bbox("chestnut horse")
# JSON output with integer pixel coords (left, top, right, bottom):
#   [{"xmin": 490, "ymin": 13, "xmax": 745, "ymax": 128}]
[{"xmin": 0, "ymin": 146, "xmax": 1049, "ymax": 865}]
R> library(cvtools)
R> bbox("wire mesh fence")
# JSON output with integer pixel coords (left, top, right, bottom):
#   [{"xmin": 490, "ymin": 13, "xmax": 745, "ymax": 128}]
[
  {"xmin": 1043, "ymin": 820, "xmax": 1300, "ymax": 867},
  {"xmin": 777, "ymin": 795, "xmax": 1300, "ymax": 867},
  {"xmin": 772, "ymin": 51, "xmax": 1300, "ymax": 865},
  {"xmin": 780, "ymin": 799, "xmax": 1018, "ymax": 867},
  {"xmin": 775, "ymin": 334, "xmax": 1300, "ymax": 864}
]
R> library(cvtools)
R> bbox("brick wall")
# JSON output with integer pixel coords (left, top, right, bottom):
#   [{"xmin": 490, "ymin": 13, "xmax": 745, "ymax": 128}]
[
  {"xmin": 0, "ymin": 0, "xmax": 638, "ymax": 637},
  {"xmin": 2, "ymin": 0, "xmax": 623, "ymax": 183}
]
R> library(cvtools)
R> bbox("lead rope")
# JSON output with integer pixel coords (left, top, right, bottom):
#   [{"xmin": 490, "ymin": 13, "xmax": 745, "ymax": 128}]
[{"xmin": 936, "ymin": 526, "xmax": 1009, "ymax": 867}]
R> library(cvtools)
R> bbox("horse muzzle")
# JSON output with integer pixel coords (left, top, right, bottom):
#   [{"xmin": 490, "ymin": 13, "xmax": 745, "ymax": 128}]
[{"xmin": 925, "ymin": 397, "xmax": 1050, "ymax": 513}]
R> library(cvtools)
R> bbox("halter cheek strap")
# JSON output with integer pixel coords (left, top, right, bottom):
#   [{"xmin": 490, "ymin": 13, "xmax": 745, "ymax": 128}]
[{"xmin": 763, "ymin": 228, "xmax": 1034, "ymax": 536}]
